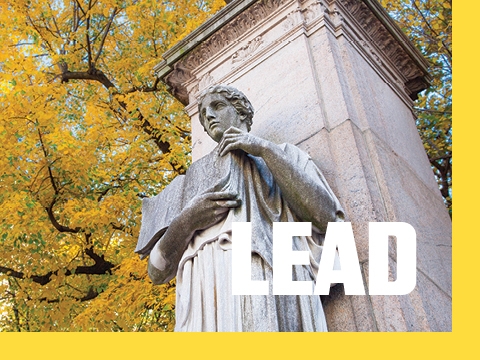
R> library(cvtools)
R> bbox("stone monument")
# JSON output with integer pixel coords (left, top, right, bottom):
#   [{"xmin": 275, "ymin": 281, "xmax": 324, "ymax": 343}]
[
  {"xmin": 138, "ymin": 84, "xmax": 344, "ymax": 331},
  {"xmin": 139, "ymin": 0, "xmax": 452, "ymax": 331}
]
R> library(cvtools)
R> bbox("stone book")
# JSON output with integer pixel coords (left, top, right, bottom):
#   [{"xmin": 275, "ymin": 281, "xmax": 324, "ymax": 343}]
[{"xmin": 135, "ymin": 148, "xmax": 234, "ymax": 258}]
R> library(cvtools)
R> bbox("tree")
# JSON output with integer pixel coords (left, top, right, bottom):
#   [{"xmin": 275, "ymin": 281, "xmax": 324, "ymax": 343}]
[
  {"xmin": 0, "ymin": 0, "xmax": 225, "ymax": 331},
  {"xmin": 379, "ymin": 0, "xmax": 452, "ymax": 214},
  {"xmin": 0, "ymin": 0, "xmax": 452, "ymax": 332}
]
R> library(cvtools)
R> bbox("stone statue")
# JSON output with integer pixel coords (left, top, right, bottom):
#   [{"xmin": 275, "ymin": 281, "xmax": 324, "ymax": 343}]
[{"xmin": 135, "ymin": 85, "xmax": 344, "ymax": 331}]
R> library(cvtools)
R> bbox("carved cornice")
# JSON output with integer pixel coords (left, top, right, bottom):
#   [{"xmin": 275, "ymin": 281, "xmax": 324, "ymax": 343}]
[
  {"xmin": 198, "ymin": 72, "xmax": 216, "ymax": 90},
  {"xmin": 232, "ymin": 36, "xmax": 263, "ymax": 63},
  {"xmin": 163, "ymin": 0, "xmax": 287, "ymax": 105},
  {"xmin": 337, "ymin": 0, "xmax": 430, "ymax": 99},
  {"xmin": 157, "ymin": 0, "xmax": 430, "ymax": 104}
]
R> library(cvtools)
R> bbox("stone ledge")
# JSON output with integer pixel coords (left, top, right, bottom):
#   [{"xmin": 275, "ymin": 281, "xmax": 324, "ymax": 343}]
[
  {"xmin": 154, "ymin": 0, "xmax": 431, "ymax": 105},
  {"xmin": 153, "ymin": 0, "xmax": 259, "ymax": 78}
]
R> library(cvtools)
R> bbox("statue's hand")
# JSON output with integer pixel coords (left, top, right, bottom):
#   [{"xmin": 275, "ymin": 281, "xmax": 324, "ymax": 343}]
[
  {"xmin": 218, "ymin": 127, "xmax": 269, "ymax": 157},
  {"xmin": 181, "ymin": 191, "xmax": 241, "ymax": 233}
]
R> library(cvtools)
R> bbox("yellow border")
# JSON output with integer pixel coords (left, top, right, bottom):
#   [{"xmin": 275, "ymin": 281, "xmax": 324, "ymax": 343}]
[
  {"xmin": 0, "ymin": 332, "xmax": 460, "ymax": 359},
  {"xmin": 3, "ymin": 1, "xmax": 467, "ymax": 358}
]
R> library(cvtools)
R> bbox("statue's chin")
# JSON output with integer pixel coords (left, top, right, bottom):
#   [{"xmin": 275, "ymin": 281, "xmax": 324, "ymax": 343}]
[{"xmin": 209, "ymin": 130, "xmax": 224, "ymax": 143}]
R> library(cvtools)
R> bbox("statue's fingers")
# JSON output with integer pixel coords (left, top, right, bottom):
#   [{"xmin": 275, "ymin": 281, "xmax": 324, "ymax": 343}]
[
  {"xmin": 220, "ymin": 133, "xmax": 240, "ymax": 141},
  {"xmin": 215, "ymin": 199, "xmax": 242, "ymax": 208},
  {"xmin": 213, "ymin": 207, "xmax": 230, "ymax": 216},
  {"xmin": 219, "ymin": 141, "xmax": 241, "ymax": 157},
  {"xmin": 208, "ymin": 191, "xmax": 238, "ymax": 200},
  {"xmin": 224, "ymin": 126, "xmax": 243, "ymax": 134},
  {"xmin": 218, "ymin": 134, "xmax": 239, "ymax": 151},
  {"xmin": 217, "ymin": 137, "xmax": 228, "ymax": 153}
]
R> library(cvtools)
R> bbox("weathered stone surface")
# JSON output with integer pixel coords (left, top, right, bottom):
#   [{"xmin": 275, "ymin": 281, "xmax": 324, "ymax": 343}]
[
  {"xmin": 362, "ymin": 257, "xmax": 451, "ymax": 331},
  {"xmin": 143, "ymin": 85, "xmax": 344, "ymax": 331},
  {"xmin": 416, "ymin": 269, "xmax": 452, "ymax": 331},
  {"xmin": 396, "ymin": 282, "xmax": 431, "ymax": 332},
  {"xmin": 306, "ymin": 28, "xmax": 351, "ymax": 130},
  {"xmin": 322, "ymin": 285, "xmax": 358, "ymax": 332},
  {"xmin": 349, "ymin": 292, "xmax": 377, "ymax": 331},
  {"xmin": 326, "ymin": 121, "xmax": 379, "ymax": 262},
  {"xmin": 155, "ymin": 0, "xmax": 430, "ymax": 106},
  {"xmin": 371, "ymin": 134, "xmax": 452, "ymax": 296},
  {"xmin": 189, "ymin": 35, "xmax": 327, "ymax": 160},
  {"xmin": 296, "ymin": 129, "xmax": 339, "ymax": 195},
  {"xmin": 362, "ymin": 261, "xmax": 409, "ymax": 332},
  {"xmin": 149, "ymin": 0, "xmax": 451, "ymax": 332},
  {"xmin": 136, "ymin": 147, "xmax": 234, "ymax": 257},
  {"xmin": 340, "ymin": 42, "xmax": 440, "ymax": 194},
  {"xmin": 234, "ymin": 40, "xmax": 326, "ymax": 143},
  {"xmin": 349, "ymin": 127, "xmax": 389, "ymax": 225}
]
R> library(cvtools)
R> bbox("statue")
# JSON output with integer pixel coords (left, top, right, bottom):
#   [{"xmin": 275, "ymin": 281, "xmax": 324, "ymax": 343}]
[{"xmin": 135, "ymin": 85, "xmax": 344, "ymax": 331}]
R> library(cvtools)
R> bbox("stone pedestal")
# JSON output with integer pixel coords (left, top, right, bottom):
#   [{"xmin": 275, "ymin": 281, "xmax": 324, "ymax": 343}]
[{"xmin": 154, "ymin": 0, "xmax": 451, "ymax": 331}]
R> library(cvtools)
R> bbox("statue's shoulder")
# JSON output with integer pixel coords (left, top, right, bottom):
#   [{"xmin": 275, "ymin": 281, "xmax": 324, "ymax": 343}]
[
  {"xmin": 186, "ymin": 148, "xmax": 219, "ymax": 173},
  {"xmin": 279, "ymin": 142, "xmax": 312, "ymax": 162}
]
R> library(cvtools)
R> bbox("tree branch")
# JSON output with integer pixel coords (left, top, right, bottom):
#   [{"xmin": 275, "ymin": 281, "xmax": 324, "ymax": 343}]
[
  {"xmin": 38, "ymin": 287, "xmax": 100, "ymax": 303},
  {"xmin": 93, "ymin": 8, "xmax": 118, "ymax": 66},
  {"xmin": 124, "ymin": 77, "xmax": 161, "ymax": 94},
  {"xmin": 414, "ymin": 108, "xmax": 452, "ymax": 115},
  {"xmin": 429, "ymin": 154, "xmax": 452, "ymax": 162},
  {"xmin": 47, "ymin": 2, "xmax": 62, "ymax": 37},
  {"xmin": 45, "ymin": 199, "xmax": 82, "ymax": 233},
  {"xmin": 74, "ymin": 0, "xmax": 86, "ymax": 16},
  {"xmin": 51, "ymin": 40, "xmax": 177, "ymax": 160},
  {"xmin": 60, "ymin": 69, "xmax": 116, "ymax": 89},
  {"xmin": 57, "ymin": 68, "xmax": 174, "ymax": 158},
  {"xmin": 85, "ymin": 11, "xmax": 93, "ymax": 69},
  {"xmin": 37, "ymin": 129, "xmax": 58, "ymax": 194},
  {"xmin": 37, "ymin": 128, "xmax": 84, "ymax": 233},
  {"xmin": 412, "ymin": 0, "xmax": 452, "ymax": 60},
  {"xmin": 0, "ymin": 248, "xmax": 115, "ymax": 286}
]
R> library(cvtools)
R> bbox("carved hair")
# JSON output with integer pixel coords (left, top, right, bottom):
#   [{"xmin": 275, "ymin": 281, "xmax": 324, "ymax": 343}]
[{"xmin": 198, "ymin": 84, "xmax": 254, "ymax": 132}]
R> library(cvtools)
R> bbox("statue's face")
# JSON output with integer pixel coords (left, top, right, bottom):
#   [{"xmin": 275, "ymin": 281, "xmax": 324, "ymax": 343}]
[{"xmin": 200, "ymin": 92, "xmax": 247, "ymax": 143}]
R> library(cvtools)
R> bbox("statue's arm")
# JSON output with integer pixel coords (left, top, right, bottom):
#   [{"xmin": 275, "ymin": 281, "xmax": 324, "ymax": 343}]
[
  {"xmin": 148, "ymin": 191, "xmax": 241, "ymax": 285},
  {"xmin": 218, "ymin": 127, "xmax": 341, "ymax": 232},
  {"xmin": 148, "ymin": 214, "xmax": 195, "ymax": 285},
  {"xmin": 260, "ymin": 143, "xmax": 341, "ymax": 231}
]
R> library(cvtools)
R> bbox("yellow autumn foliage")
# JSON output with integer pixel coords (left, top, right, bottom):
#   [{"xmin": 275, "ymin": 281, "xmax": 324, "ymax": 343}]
[
  {"xmin": 0, "ymin": 0, "xmax": 226, "ymax": 331},
  {"xmin": 379, "ymin": 0, "xmax": 452, "ymax": 214},
  {"xmin": 0, "ymin": 0, "xmax": 451, "ymax": 332}
]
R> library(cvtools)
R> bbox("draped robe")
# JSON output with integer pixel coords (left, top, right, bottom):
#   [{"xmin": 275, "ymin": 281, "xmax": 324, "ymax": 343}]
[{"xmin": 136, "ymin": 143, "xmax": 344, "ymax": 332}]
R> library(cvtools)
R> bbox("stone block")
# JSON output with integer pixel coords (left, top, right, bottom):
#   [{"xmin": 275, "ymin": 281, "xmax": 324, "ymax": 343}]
[
  {"xmin": 350, "ymin": 125, "xmax": 389, "ymax": 224},
  {"xmin": 153, "ymin": 0, "xmax": 450, "ymax": 332},
  {"xmin": 340, "ymin": 39, "xmax": 440, "ymax": 195},
  {"xmin": 362, "ymin": 260, "xmax": 408, "ymax": 332},
  {"xmin": 306, "ymin": 28, "xmax": 351, "ymax": 130},
  {"xmin": 416, "ymin": 269, "xmax": 452, "ymax": 331},
  {"xmin": 190, "ymin": 34, "xmax": 327, "ymax": 160},
  {"xmin": 322, "ymin": 284, "xmax": 358, "ymax": 332},
  {"xmin": 362, "ymin": 257, "xmax": 451, "ymax": 331},
  {"xmin": 326, "ymin": 120, "xmax": 380, "ymax": 262},
  {"xmin": 296, "ymin": 128, "xmax": 340, "ymax": 196},
  {"xmin": 371, "ymin": 135, "xmax": 452, "ymax": 296}
]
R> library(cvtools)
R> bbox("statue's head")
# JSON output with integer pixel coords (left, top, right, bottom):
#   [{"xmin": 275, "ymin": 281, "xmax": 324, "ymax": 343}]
[{"xmin": 198, "ymin": 84, "xmax": 254, "ymax": 143}]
